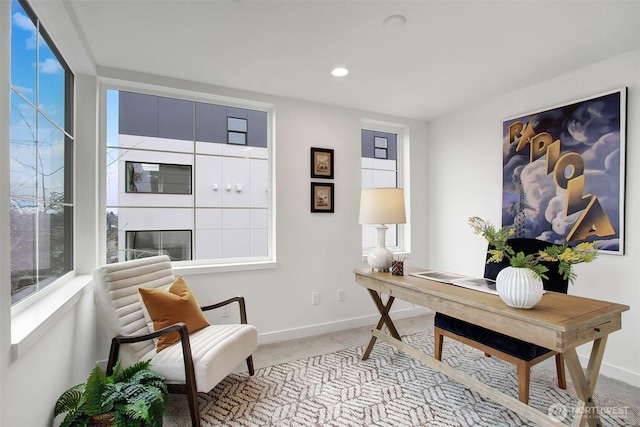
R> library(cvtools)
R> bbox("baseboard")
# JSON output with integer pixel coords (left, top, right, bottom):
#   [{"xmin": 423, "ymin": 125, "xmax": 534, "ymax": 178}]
[
  {"xmin": 257, "ymin": 306, "xmax": 431, "ymax": 345},
  {"xmin": 578, "ymin": 352, "xmax": 640, "ymax": 388}
]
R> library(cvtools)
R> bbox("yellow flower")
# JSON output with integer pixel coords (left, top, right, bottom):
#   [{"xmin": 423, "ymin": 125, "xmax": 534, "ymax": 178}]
[
  {"xmin": 487, "ymin": 249, "xmax": 504, "ymax": 263},
  {"xmin": 575, "ymin": 242, "xmax": 596, "ymax": 252},
  {"xmin": 557, "ymin": 248, "xmax": 574, "ymax": 262},
  {"xmin": 537, "ymin": 251, "xmax": 555, "ymax": 262}
]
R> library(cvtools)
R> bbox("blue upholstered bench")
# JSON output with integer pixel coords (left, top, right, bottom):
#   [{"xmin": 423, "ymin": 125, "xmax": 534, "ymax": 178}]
[{"xmin": 433, "ymin": 238, "xmax": 568, "ymax": 404}]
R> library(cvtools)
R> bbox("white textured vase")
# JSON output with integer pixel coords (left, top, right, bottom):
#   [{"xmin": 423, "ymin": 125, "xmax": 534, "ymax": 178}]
[{"xmin": 495, "ymin": 266, "xmax": 544, "ymax": 309}]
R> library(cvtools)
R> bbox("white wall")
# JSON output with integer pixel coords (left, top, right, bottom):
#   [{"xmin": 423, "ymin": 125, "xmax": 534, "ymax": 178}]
[
  {"xmin": 2, "ymin": 290, "xmax": 98, "ymax": 427},
  {"xmin": 427, "ymin": 49, "xmax": 640, "ymax": 387}
]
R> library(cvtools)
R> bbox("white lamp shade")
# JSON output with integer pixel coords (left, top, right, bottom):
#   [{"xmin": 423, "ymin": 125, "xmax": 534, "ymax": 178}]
[{"xmin": 359, "ymin": 188, "xmax": 406, "ymax": 225}]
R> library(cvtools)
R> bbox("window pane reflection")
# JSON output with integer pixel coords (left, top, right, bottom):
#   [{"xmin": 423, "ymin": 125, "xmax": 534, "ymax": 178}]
[
  {"xmin": 228, "ymin": 117, "xmax": 247, "ymax": 132},
  {"xmin": 40, "ymin": 202, "xmax": 70, "ymax": 281},
  {"xmin": 37, "ymin": 33, "xmax": 65, "ymax": 129},
  {"xmin": 105, "ymin": 147, "xmax": 120, "ymax": 207},
  {"xmin": 10, "ymin": 199, "xmax": 72, "ymax": 303},
  {"xmin": 125, "ymin": 230, "xmax": 192, "ymax": 261},
  {"xmin": 10, "ymin": 0, "xmax": 36, "ymax": 105},
  {"xmin": 10, "ymin": 91, "xmax": 37, "ymax": 199},
  {"xmin": 228, "ymin": 131, "xmax": 247, "ymax": 145},
  {"xmin": 10, "ymin": 199, "xmax": 36, "ymax": 303},
  {"xmin": 126, "ymin": 162, "xmax": 192, "ymax": 194},
  {"xmin": 9, "ymin": 200, "xmax": 70, "ymax": 304},
  {"xmin": 38, "ymin": 113, "xmax": 65, "ymax": 202}
]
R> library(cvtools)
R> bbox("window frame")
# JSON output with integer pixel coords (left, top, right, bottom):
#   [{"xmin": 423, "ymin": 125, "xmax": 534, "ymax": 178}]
[
  {"xmin": 99, "ymin": 81, "xmax": 276, "ymax": 272},
  {"xmin": 361, "ymin": 120, "xmax": 410, "ymax": 257},
  {"xmin": 8, "ymin": 0, "xmax": 75, "ymax": 307}
]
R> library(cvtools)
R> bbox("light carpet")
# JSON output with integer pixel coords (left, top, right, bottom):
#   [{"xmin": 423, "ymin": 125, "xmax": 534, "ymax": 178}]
[{"xmin": 174, "ymin": 331, "xmax": 639, "ymax": 426}]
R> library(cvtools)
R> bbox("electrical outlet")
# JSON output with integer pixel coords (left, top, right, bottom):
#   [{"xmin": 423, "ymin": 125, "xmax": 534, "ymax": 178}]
[
  {"xmin": 311, "ymin": 292, "xmax": 320, "ymax": 305},
  {"xmin": 221, "ymin": 307, "xmax": 230, "ymax": 318},
  {"xmin": 337, "ymin": 289, "xmax": 345, "ymax": 302}
]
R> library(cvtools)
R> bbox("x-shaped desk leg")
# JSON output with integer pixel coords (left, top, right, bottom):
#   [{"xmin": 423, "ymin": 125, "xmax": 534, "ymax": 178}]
[
  {"xmin": 564, "ymin": 336, "xmax": 607, "ymax": 427},
  {"xmin": 362, "ymin": 288, "xmax": 402, "ymax": 360}
]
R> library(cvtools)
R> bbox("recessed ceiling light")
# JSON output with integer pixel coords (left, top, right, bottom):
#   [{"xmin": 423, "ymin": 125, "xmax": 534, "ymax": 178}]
[
  {"xmin": 331, "ymin": 67, "xmax": 349, "ymax": 77},
  {"xmin": 383, "ymin": 14, "xmax": 407, "ymax": 29}
]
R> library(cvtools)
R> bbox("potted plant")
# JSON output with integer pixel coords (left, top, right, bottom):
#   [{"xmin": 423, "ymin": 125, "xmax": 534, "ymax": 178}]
[
  {"xmin": 468, "ymin": 216, "xmax": 598, "ymax": 308},
  {"xmin": 54, "ymin": 360, "xmax": 169, "ymax": 427}
]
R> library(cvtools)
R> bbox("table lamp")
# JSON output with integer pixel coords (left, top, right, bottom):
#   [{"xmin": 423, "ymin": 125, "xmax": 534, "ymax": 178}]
[{"xmin": 359, "ymin": 188, "xmax": 406, "ymax": 271}]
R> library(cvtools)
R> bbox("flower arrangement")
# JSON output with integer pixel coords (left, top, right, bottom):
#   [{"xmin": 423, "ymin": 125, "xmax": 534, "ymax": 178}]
[{"xmin": 468, "ymin": 216, "xmax": 598, "ymax": 285}]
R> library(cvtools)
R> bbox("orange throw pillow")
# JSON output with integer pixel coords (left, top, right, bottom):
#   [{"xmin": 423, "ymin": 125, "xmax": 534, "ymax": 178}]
[{"xmin": 138, "ymin": 276, "xmax": 210, "ymax": 352}]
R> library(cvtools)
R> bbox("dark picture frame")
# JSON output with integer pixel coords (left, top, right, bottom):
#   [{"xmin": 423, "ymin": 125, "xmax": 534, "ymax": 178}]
[
  {"xmin": 310, "ymin": 147, "xmax": 334, "ymax": 179},
  {"xmin": 502, "ymin": 87, "xmax": 627, "ymax": 254},
  {"xmin": 311, "ymin": 182, "xmax": 334, "ymax": 213}
]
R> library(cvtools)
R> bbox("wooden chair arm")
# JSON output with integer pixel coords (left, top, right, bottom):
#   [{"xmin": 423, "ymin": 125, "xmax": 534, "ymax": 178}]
[
  {"xmin": 109, "ymin": 322, "xmax": 187, "ymax": 346},
  {"xmin": 106, "ymin": 322, "xmax": 195, "ymax": 383},
  {"xmin": 201, "ymin": 296, "xmax": 248, "ymax": 324}
]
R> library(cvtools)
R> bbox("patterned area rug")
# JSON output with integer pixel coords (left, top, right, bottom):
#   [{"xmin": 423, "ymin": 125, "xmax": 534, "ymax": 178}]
[{"xmin": 194, "ymin": 332, "xmax": 639, "ymax": 426}]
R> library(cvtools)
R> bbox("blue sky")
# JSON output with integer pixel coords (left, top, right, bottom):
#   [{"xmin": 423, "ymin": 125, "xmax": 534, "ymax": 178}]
[
  {"xmin": 10, "ymin": 0, "xmax": 67, "ymax": 201},
  {"xmin": 11, "ymin": 0, "xmax": 64, "ymax": 128}
]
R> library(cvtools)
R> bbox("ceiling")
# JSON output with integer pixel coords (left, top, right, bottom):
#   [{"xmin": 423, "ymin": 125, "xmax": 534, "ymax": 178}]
[{"xmin": 61, "ymin": 0, "xmax": 639, "ymax": 121}]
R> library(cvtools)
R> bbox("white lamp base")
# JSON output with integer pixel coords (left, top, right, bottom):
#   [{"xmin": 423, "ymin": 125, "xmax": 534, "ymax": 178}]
[{"xmin": 367, "ymin": 224, "xmax": 393, "ymax": 272}]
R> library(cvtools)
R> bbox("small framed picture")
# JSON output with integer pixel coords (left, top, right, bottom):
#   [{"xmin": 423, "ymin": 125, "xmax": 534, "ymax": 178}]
[
  {"xmin": 311, "ymin": 182, "xmax": 334, "ymax": 213},
  {"xmin": 310, "ymin": 147, "xmax": 334, "ymax": 179}
]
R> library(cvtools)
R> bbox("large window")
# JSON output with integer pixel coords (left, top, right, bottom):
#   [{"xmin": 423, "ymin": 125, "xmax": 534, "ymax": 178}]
[
  {"xmin": 9, "ymin": 0, "xmax": 74, "ymax": 305},
  {"xmin": 361, "ymin": 128, "xmax": 402, "ymax": 251},
  {"xmin": 106, "ymin": 90, "xmax": 271, "ymax": 264}
]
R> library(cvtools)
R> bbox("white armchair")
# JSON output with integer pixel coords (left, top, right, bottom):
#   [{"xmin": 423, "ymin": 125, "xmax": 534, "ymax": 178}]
[{"xmin": 93, "ymin": 255, "xmax": 258, "ymax": 427}]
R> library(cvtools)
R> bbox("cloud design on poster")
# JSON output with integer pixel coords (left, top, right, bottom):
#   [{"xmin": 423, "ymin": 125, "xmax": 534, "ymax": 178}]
[
  {"xmin": 517, "ymin": 131, "xmax": 620, "ymax": 243},
  {"xmin": 564, "ymin": 101, "xmax": 617, "ymax": 147},
  {"xmin": 581, "ymin": 132, "xmax": 621, "ymax": 232},
  {"xmin": 519, "ymin": 159, "xmax": 556, "ymax": 238}
]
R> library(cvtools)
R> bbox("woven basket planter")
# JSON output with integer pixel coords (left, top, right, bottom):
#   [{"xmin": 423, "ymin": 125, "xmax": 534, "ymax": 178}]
[{"xmin": 90, "ymin": 413, "xmax": 114, "ymax": 426}]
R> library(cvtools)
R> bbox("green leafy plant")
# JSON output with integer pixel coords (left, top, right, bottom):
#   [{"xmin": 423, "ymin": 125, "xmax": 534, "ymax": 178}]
[
  {"xmin": 469, "ymin": 216, "xmax": 598, "ymax": 284},
  {"xmin": 54, "ymin": 360, "xmax": 168, "ymax": 427}
]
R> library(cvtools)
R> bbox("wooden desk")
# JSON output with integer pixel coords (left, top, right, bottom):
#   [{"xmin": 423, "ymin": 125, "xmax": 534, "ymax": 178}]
[{"xmin": 354, "ymin": 266, "xmax": 629, "ymax": 427}]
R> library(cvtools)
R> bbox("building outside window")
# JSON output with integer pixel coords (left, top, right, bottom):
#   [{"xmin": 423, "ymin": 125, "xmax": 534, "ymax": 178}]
[
  {"xmin": 106, "ymin": 90, "xmax": 271, "ymax": 264},
  {"xmin": 361, "ymin": 128, "xmax": 402, "ymax": 251},
  {"xmin": 9, "ymin": 0, "xmax": 74, "ymax": 305}
]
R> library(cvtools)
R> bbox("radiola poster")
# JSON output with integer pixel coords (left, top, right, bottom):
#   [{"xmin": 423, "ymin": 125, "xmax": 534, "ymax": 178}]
[{"xmin": 502, "ymin": 88, "xmax": 626, "ymax": 254}]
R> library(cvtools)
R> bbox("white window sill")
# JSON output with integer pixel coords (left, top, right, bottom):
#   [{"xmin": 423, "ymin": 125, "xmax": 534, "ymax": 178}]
[
  {"xmin": 10, "ymin": 274, "xmax": 93, "ymax": 359},
  {"xmin": 172, "ymin": 259, "xmax": 277, "ymax": 275}
]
